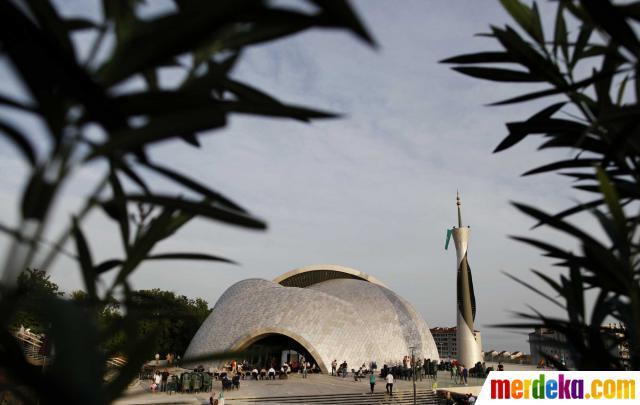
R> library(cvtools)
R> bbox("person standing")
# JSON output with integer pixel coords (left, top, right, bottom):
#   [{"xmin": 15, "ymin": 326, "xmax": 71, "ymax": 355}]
[
  {"xmin": 160, "ymin": 369, "xmax": 169, "ymax": 392},
  {"xmin": 369, "ymin": 372, "xmax": 376, "ymax": 394},
  {"xmin": 153, "ymin": 372, "xmax": 161, "ymax": 393},
  {"xmin": 331, "ymin": 359, "xmax": 337, "ymax": 376},
  {"xmin": 302, "ymin": 362, "xmax": 308, "ymax": 379},
  {"xmin": 385, "ymin": 372, "xmax": 394, "ymax": 395},
  {"xmin": 462, "ymin": 365, "xmax": 468, "ymax": 385}
]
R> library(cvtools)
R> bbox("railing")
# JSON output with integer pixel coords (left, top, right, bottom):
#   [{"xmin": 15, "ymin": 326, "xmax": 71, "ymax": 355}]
[
  {"xmin": 12, "ymin": 329, "xmax": 126, "ymax": 368},
  {"xmin": 12, "ymin": 329, "xmax": 49, "ymax": 366},
  {"xmin": 107, "ymin": 356, "xmax": 127, "ymax": 368}
]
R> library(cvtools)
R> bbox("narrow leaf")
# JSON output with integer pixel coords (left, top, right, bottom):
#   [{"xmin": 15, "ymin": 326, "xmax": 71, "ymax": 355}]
[
  {"xmin": 146, "ymin": 252, "xmax": 236, "ymax": 264},
  {"xmin": 72, "ymin": 218, "xmax": 96, "ymax": 299},
  {"xmin": 440, "ymin": 52, "xmax": 515, "ymax": 64},
  {"xmin": 453, "ymin": 66, "xmax": 542, "ymax": 82},
  {"xmin": 126, "ymin": 194, "xmax": 266, "ymax": 230},
  {"xmin": 0, "ymin": 120, "xmax": 37, "ymax": 166},
  {"xmin": 141, "ymin": 161, "xmax": 249, "ymax": 213}
]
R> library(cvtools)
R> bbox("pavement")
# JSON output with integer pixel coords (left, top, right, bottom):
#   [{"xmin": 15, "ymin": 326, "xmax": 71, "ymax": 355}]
[
  {"xmin": 115, "ymin": 372, "xmax": 483, "ymax": 404},
  {"xmin": 114, "ymin": 362, "xmax": 547, "ymax": 404}
]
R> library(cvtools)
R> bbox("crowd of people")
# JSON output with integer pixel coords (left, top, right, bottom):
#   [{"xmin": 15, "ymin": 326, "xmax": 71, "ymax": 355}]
[
  {"xmin": 143, "ymin": 354, "xmax": 487, "ymax": 404},
  {"xmin": 325, "ymin": 355, "xmax": 488, "ymax": 402}
]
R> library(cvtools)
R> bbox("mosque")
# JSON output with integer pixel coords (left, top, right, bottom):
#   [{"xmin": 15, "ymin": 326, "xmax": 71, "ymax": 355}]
[
  {"xmin": 185, "ymin": 195, "xmax": 482, "ymax": 371},
  {"xmin": 185, "ymin": 264, "xmax": 440, "ymax": 372}
]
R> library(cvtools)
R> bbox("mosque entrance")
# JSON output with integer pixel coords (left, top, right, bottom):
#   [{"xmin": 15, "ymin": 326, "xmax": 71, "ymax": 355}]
[{"xmin": 243, "ymin": 333, "xmax": 318, "ymax": 371}]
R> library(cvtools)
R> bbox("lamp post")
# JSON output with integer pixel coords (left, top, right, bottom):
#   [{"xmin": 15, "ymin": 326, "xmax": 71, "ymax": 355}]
[{"xmin": 409, "ymin": 346, "xmax": 417, "ymax": 405}]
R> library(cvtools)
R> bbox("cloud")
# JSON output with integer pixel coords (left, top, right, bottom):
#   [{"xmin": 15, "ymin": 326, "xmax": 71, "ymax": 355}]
[{"xmin": 0, "ymin": 0, "xmax": 600, "ymax": 353}]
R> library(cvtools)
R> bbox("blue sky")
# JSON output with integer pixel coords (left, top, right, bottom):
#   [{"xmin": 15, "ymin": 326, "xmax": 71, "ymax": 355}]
[{"xmin": 0, "ymin": 0, "xmax": 599, "ymax": 352}]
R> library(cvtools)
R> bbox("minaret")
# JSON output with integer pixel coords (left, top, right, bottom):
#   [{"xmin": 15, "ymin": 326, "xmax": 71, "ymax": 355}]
[{"xmin": 452, "ymin": 192, "xmax": 481, "ymax": 367}]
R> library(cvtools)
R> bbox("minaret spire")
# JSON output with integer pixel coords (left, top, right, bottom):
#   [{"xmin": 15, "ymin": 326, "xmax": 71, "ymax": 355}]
[
  {"xmin": 456, "ymin": 190, "xmax": 462, "ymax": 227},
  {"xmin": 450, "ymin": 190, "xmax": 481, "ymax": 366}
]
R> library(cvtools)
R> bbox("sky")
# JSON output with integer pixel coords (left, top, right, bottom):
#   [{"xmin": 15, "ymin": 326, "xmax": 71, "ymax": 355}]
[{"xmin": 0, "ymin": 0, "xmax": 601, "ymax": 353}]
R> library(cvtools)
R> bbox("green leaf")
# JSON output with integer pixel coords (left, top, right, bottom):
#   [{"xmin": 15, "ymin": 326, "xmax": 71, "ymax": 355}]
[
  {"xmin": 522, "ymin": 158, "xmax": 598, "ymax": 176},
  {"xmin": 0, "ymin": 120, "xmax": 37, "ymax": 166},
  {"xmin": 113, "ymin": 208, "xmax": 176, "ymax": 285},
  {"xmin": 44, "ymin": 297, "xmax": 106, "ymax": 402},
  {"xmin": 595, "ymin": 166, "xmax": 627, "ymax": 243},
  {"xmin": 72, "ymin": 218, "xmax": 96, "ymax": 299},
  {"xmin": 63, "ymin": 18, "xmax": 102, "ymax": 31},
  {"xmin": 490, "ymin": 68, "xmax": 621, "ymax": 105},
  {"xmin": 0, "ymin": 94, "xmax": 37, "ymax": 112},
  {"xmin": 24, "ymin": 0, "xmax": 75, "ymax": 56},
  {"xmin": 114, "ymin": 161, "xmax": 149, "ymax": 194},
  {"xmin": 510, "ymin": 235, "xmax": 579, "ymax": 262},
  {"xmin": 126, "ymin": 194, "xmax": 267, "ymax": 230},
  {"xmin": 95, "ymin": 259, "xmax": 123, "ymax": 274},
  {"xmin": 570, "ymin": 24, "xmax": 592, "ymax": 71},
  {"xmin": 494, "ymin": 102, "xmax": 566, "ymax": 152},
  {"xmin": 310, "ymin": 0, "xmax": 376, "ymax": 46},
  {"xmin": 499, "ymin": 0, "xmax": 544, "ymax": 44},
  {"xmin": 108, "ymin": 167, "xmax": 131, "ymax": 253},
  {"xmin": 218, "ymin": 100, "xmax": 338, "ymax": 122},
  {"xmin": 582, "ymin": 0, "xmax": 640, "ymax": 55},
  {"xmin": 452, "ymin": 66, "xmax": 542, "ymax": 82},
  {"xmin": 145, "ymin": 252, "xmax": 236, "ymax": 264},
  {"xmin": 534, "ymin": 198, "xmax": 604, "ymax": 225},
  {"xmin": 531, "ymin": 269, "xmax": 564, "ymax": 298},
  {"xmin": 530, "ymin": 2, "xmax": 545, "ymax": 45},
  {"xmin": 491, "ymin": 26, "xmax": 564, "ymax": 85},
  {"xmin": 21, "ymin": 169, "xmax": 55, "ymax": 220},
  {"xmin": 616, "ymin": 74, "xmax": 629, "ymax": 105},
  {"xmin": 512, "ymin": 202, "xmax": 604, "ymax": 248},
  {"xmin": 618, "ymin": 2, "xmax": 640, "ymax": 21},
  {"xmin": 503, "ymin": 270, "xmax": 564, "ymax": 309},
  {"xmin": 88, "ymin": 107, "xmax": 227, "ymax": 158},
  {"xmin": 553, "ymin": 3, "xmax": 569, "ymax": 62},
  {"xmin": 0, "ymin": 1, "xmax": 127, "ymax": 140},
  {"xmin": 181, "ymin": 133, "xmax": 200, "ymax": 147},
  {"xmin": 97, "ymin": 1, "xmax": 265, "ymax": 85},
  {"xmin": 141, "ymin": 161, "xmax": 249, "ymax": 213},
  {"xmin": 440, "ymin": 51, "xmax": 515, "ymax": 64}
]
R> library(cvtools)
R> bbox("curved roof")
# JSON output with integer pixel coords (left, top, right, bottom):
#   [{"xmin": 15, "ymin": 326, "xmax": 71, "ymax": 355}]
[
  {"xmin": 273, "ymin": 264, "xmax": 387, "ymax": 288},
  {"xmin": 185, "ymin": 271, "xmax": 438, "ymax": 372}
]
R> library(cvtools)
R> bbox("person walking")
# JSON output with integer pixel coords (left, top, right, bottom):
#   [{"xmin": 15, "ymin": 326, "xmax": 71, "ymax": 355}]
[
  {"xmin": 302, "ymin": 362, "xmax": 308, "ymax": 379},
  {"xmin": 331, "ymin": 359, "xmax": 337, "ymax": 376},
  {"xmin": 462, "ymin": 365, "xmax": 468, "ymax": 385},
  {"xmin": 369, "ymin": 372, "xmax": 376, "ymax": 394},
  {"xmin": 385, "ymin": 372, "xmax": 394, "ymax": 395}
]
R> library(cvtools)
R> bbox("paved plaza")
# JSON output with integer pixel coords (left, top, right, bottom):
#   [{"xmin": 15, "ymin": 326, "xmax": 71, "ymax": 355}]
[
  {"xmin": 115, "ymin": 362, "xmax": 542, "ymax": 404},
  {"xmin": 116, "ymin": 372, "xmax": 479, "ymax": 404}
]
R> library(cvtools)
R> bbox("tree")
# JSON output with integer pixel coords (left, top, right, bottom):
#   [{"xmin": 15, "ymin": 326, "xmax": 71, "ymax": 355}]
[
  {"xmin": 0, "ymin": 1, "xmax": 375, "ymax": 403},
  {"xmin": 11, "ymin": 269, "xmax": 63, "ymax": 334},
  {"xmin": 444, "ymin": 0, "xmax": 640, "ymax": 370},
  {"xmin": 70, "ymin": 288, "xmax": 210, "ymax": 356},
  {"xmin": 128, "ymin": 289, "xmax": 211, "ymax": 357}
]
